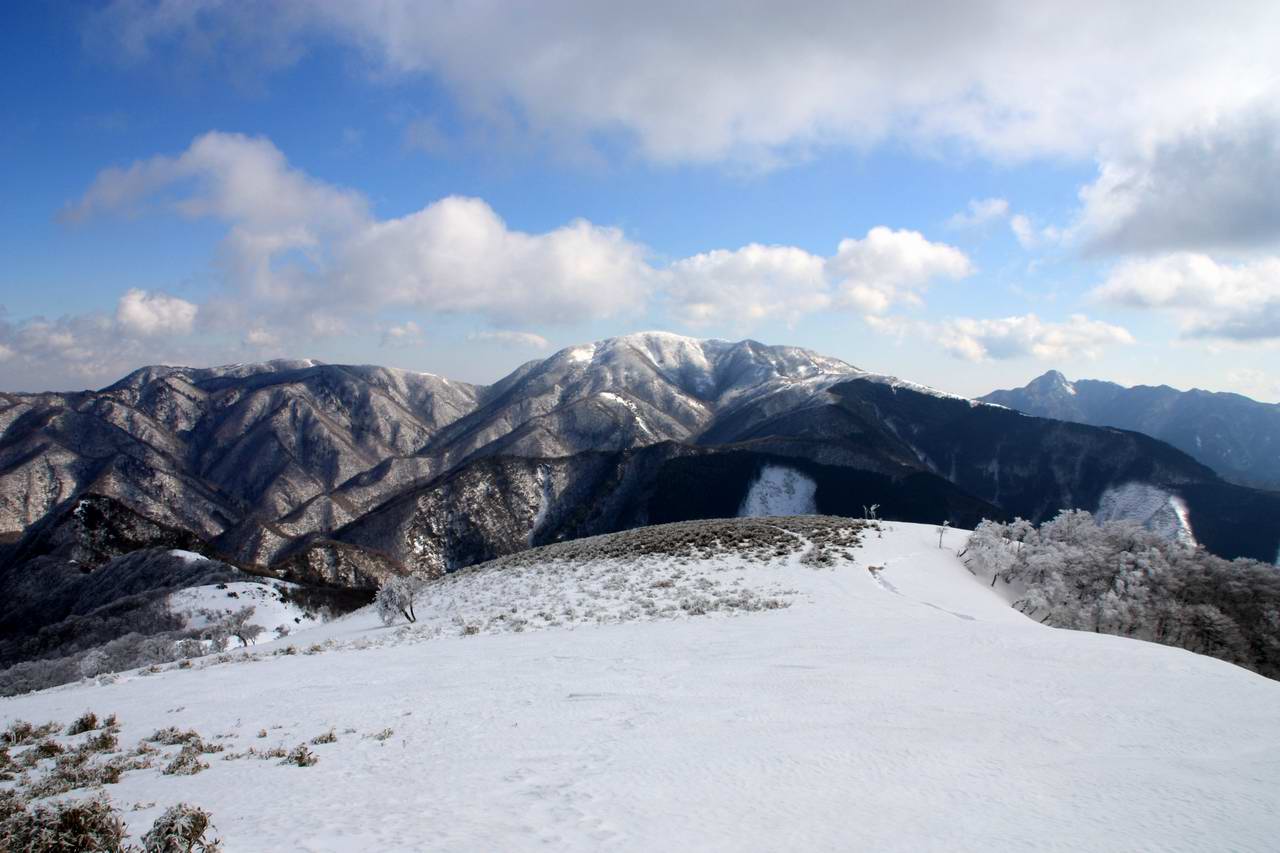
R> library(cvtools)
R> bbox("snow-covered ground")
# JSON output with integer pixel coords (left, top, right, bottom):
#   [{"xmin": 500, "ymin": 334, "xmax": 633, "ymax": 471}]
[
  {"xmin": 166, "ymin": 580, "xmax": 321, "ymax": 639},
  {"xmin": 4, "ymin": 521, "xmax": 1279, "ymax": 851},
  {"xmin": 738, "ymin": 464, "xmax": 818, "ymax": 517}
]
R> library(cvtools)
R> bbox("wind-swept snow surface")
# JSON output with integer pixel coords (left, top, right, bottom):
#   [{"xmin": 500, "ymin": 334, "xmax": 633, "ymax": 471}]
[{"xmin": 3, "ymin": 521, "xmax": 1278, "ymax": 851}]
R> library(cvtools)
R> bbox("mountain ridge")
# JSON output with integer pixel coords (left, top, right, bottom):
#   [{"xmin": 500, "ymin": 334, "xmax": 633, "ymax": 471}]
[
  {"xmin": 3, "ymin": 334, "xmax": 1279, "ymax": 607},
  {"xmin": 982, "ymin": 370, "xmax": 1280, "ymax": 490}
]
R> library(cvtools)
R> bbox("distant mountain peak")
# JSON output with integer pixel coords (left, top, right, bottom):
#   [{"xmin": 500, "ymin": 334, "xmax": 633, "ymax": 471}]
[{"xmin": 1027, "ymin": 369, "xmax": 1075, "ymax": 395}]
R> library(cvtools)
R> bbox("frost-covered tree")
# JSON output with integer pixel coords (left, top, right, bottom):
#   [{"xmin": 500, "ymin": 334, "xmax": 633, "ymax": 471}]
[
  {"xmin": 961, "ymin": 509, "xmax": 1280, "ymax": 679},
  {"xmin": 376, "ymin": 576, "xmax": 427, "ymax": 626},
  {"xmin": 225, "ymin": 606, "xmax": 264, "ymax": 647},
  {"xmin": 78, "ymin": 648, "xmax": 108, "ymax": 679}
]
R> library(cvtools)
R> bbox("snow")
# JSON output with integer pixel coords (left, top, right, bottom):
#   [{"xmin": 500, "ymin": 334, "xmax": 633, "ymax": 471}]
[
  {"xmin": 563, "ymin": 345, "xmax": 596, "ymax": 364},
  {"xmin": 4, "ymin": 522, "xmax": 1279, "ymax": 851},
  {"xmin": 596, "ymin": 392, "xmax": 654, "ymax": 437},
  {"xmin": 861, "ymin": 373, "xmax": 982, "ymax": 405},
  {"xmin": 166, "ymin": 581, "xmax": 319, "ymax": 639},
  {"xmin": 166, "ymin": 549, "xmax": 209, "ymax": 565},
  {"xmin": 1095, "ymin": 481, "xmax": 1196, "ymax": 546},
  {"xmin": 738, "ymin": 465, "xmax": 818, "ymax": 517}
]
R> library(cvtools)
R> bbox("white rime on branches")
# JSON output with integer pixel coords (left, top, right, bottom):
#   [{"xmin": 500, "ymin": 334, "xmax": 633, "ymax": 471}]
[
  {"xmin": 963, "ymin": 510, "xmax": 1280, "ymax": 678},
  {"xmin": 376, "ymin": 576, "xmax": 427, "ymax": 626},
  {"xmin": 225, "ymin": 606, "xmax": 265, "ymax": 647}
]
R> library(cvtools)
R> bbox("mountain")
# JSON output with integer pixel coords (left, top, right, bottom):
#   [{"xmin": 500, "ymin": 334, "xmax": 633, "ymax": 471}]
[
  {"xmin": 3, "ymin": 520, "xmax": 1277, "ymax": 850},
  {"xmin": 981, "ymin": 371, "xmax": 1280, "ymax": 490},
  {"xmin": 3, "ymin": 333, "xmax": 1280, "ymax": 609}
]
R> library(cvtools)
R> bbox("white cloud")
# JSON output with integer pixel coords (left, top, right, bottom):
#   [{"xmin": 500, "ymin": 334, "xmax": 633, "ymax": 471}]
[
  {"xmin": 63, "ymin": 130, "xmax": 366, "ymax": 232},
  {"xmin": 828, "ymin": 227, "xmax": 972, "ymax": 314},
  {"xmin": 68, "ymin": 134, "xmax": 972, "ymax": 343},
  {"xmin": 468, "ymin": 330, "xmax": 551, "ymax": 350},
  {"xmin": 1092, "ymin": 254, "xmax": 1280, "ymax": 341},
  {"xmin": 115, "ymin": 289, "xmax": 198, "ymax": 336},
  {"xmin": 666, "ymin": 244, "xmax": 830, "ymax": 328},
  {"xmin": 664, "ymin": 229, "xmax": 970, "ymax": 328},
  {"xmin": 89, "ymin": 2, "xmax": 1280, "ymax": 169},
  {"xmin": 947, "ymin": 198, "xmax": 1009, "ymax": 229},
  {"xmin": 336, "ymin": 197, "xmax": 654, "ymax": 325},
  {"xmin": 0, "ymin": 310, "xmax": 190, "ymax": 389},
  {"xmin": 870, "ymin": 312, "xmax": 1134, "ymax": 361},
  {"xmin": 65, "ymin": 134, "xmax": 656, "ymax": 328},
  {"xmin": 381, "ymin": 321, "xmax": 424, "ymax": 347},
  {"xmin": 1076, "ymin": 110, "xmax": 1280, "ymax": 254}
]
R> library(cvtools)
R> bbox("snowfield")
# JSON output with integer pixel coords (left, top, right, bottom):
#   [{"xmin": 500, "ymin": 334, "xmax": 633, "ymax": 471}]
[
  {"xmin": 4, "ymin": 520, "xmax": 1279, "ymax": 851},
  {"xmin": 166, "ymin": 580, "xmax": 320, "ymax": 639}
]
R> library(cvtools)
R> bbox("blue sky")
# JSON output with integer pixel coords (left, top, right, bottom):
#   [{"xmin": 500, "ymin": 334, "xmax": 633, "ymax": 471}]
[{"xmin": 3, "ymin": 2, "xmax": 1280, "ymax": 400}]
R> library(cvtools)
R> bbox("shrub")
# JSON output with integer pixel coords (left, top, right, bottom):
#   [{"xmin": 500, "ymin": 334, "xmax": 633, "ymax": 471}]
[
  {"xmin": 3, "ymin": 720, "xmax": 58, "ymax": 747},
  {"xmin": 248, "ymin": 745, "xmax": 287, "ymax": 760},
  {"xmin": 0, "ymin": 795, "xmax": 126, "ymax": 853},
  {"xmin": 146, "ymin": 728, "xmax": 202, "ymax": 747},
  {"xmin": 365, "ymin": 728, "xmax": 393, "ymax": 742},
  {"xmin": 309, "ymin": 730, "xmax": 336, "ymax": 745},
  {"xmin": 281, "ymin": 744, "xmax": 317, "ymax": 767},
  {"xmin": 81, "ymin": 730, "xmax": 120, "ymax": 755},
  {"xmin": 142, "ymin": 803, "xmax": 221, "ymax": 852},
  {"xmin": 27, "ymin": 754, "xmax": 124, "ymax": 798},
  {"xmin": 66, "ymin": 712, "xmax": 99, "ymax": 736},
  {"xmin": 32, "ymin": 738, "xmax": 66, "ymax": 760},
  {"xmin": 162, "ymin": 745, "xmax": 208, "ymax": 777},
  {"xmin": 0, "ymin": 787, "xmax": 25, "ymax": 823}
]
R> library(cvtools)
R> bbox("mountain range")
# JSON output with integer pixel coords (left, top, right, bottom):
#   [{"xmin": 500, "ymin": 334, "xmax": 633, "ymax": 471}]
[
  {"xmin": 3, "ymin": 332, "xmax": 1279, "ymax": 611},
  {"xmin": 981, "ymin": 371, "xmax": 1280, "ymax": 491}
]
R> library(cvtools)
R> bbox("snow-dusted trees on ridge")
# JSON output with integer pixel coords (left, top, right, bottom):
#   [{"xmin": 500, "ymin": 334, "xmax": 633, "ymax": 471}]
[
  {"xmin": 376, "ymin": 576, "xmax": 428, "ymax": 626},
  {"xmin": 963, "ymin": 510, "xmax": 1280, "ymax": 678}
]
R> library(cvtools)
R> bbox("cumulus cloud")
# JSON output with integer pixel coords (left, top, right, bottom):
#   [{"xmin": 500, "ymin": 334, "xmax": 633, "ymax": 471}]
[
  {"xmin": 663, "ymin": 229, "xmax": 971, "ymax": 328},
  {"xmin": 115, "ymin": 289, "xmax": 198, "ymax": 336},
  {"xmin": 828, "ymin": 228, "xmax": 973, "ymax": 314},
  {"xmin": 65, "ymin": 133, "xmax": 655, "ymax": 328},
  {"xmin": 87, "ymin": 2, "xmax": 1280, "ymax": 169},
  {"xmin": 468, "ymin": 330, "xmax": 551, "ymax": 350},
  {"xmin": 1076, "ymin": 110, "xmax": 1280, "ymax": 254},
  {"xmin": 0, "ymin": 309, "xmax": 192, "ymax": 390},
  {"xmin": 870, "ymin": 313, "xmax": 1133, "ymax": 361},
  {"xmin": 68, "ymin": 133, "xmax": 971, "ymax": 346},
  {"xmin": 947, "ymin": 198, "xmax": 1009, "ymax": 229},
  {"xmin": 336, "ymin": 197, "xmax": 654, "ymax": 325},
  {"xmin": 666, "ymin": 244, "xmax": 830, "ymax": 328},
  {"xmin": 1092, "ymin": 254, "xmax": 1280, "ymax": 341}
]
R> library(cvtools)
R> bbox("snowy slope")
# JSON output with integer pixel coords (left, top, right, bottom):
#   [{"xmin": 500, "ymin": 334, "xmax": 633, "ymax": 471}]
[
  {"xmin": 3, "ymin": 521, "xmax": 1278, "ymax": 852},
  {"xmin": 166, "ymin": 580, "xmax": 321, "ymax": 638}
]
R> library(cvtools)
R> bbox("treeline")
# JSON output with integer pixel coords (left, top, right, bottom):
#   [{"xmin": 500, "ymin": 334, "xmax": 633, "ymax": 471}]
[{"xmin": 963, "ymin": 510, "xmax": 1280, "ymax": 679}]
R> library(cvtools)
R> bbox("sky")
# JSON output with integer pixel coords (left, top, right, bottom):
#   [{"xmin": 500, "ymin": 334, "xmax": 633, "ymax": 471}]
[{"xmin": 3, "ymin": 1, "xmax": 1280, "ymax": 401}]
